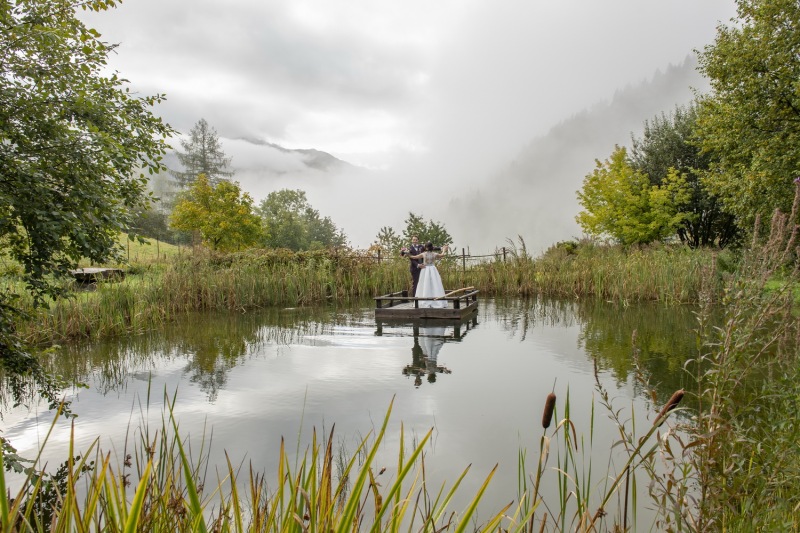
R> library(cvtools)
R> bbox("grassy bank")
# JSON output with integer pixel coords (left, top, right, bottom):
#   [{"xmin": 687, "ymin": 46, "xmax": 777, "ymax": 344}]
[{"xmin": 5, "ymin": 241, "xmax": 720, "ymax": 344}]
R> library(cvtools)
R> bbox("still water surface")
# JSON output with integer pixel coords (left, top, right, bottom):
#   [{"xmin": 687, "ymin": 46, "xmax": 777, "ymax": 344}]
[{"xmin": 4, "ymin": 297, "xmax": 700, "ymax": 522}]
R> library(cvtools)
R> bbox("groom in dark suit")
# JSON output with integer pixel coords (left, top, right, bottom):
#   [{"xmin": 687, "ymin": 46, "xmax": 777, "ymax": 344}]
[{"xmin": 406, "ymin": 235, "xmax": 425, "ymax": 295}]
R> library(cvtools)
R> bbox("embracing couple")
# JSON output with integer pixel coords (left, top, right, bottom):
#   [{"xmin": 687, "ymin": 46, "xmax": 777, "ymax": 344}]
[{"xmin": 403, "ymin": 235, "xmax": 449, "ymax": 308}]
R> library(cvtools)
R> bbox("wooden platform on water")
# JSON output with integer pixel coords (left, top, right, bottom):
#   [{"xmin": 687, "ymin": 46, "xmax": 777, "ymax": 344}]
[{"xmin": 374, "ymin": 288, "xmax": 479, "ymax": 320}]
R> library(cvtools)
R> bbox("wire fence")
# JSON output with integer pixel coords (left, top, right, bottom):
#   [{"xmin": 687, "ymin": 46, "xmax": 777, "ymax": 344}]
[
  {"xmin": 368, "ymin": 246, "xmax": 520, "ymax": 270},
  {"xmin": 121, "ymin": 239, "xmax": 521, "ymax": 272}
]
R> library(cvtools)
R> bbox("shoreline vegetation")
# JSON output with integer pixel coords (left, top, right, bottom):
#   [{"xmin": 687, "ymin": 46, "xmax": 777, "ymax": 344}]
[
  {"xmin": 5, "ymin": 238, "xmax": 721, "ymax": 345},
  {"xmin": 2, "ymin": 220, "xmax": 799, "ymax": 530}
]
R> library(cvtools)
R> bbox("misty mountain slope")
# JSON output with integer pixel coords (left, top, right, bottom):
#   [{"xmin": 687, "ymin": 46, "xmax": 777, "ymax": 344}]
[
  {"xmin": 162, "ymin": 137, "xmax": 358, "ymax": 191},
  {"xmin": 445, "ymin": 59, "xmax": 707, "ymax": 254},
  {"xmin": 234, "ymin": 138, "xmax": 358, "ymax": 173}
]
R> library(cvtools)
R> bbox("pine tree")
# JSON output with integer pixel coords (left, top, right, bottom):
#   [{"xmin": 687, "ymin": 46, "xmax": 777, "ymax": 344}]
[{"xmin": 170, "ymin": 118, "xmax": 233, "ymax": 187}]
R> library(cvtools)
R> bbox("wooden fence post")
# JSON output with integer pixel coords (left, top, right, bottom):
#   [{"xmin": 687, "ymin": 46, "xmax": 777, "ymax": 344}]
[
  {"xmin": 462, "ymin": 248, "xmax": 466, "ymax": 273},
  {"xmin": 503, "ymin": 247, "xmax": 507, "ymax": 262},
  {"xmin": 377, "ymin": 249, "xmax": 381, "ymax": 264}
]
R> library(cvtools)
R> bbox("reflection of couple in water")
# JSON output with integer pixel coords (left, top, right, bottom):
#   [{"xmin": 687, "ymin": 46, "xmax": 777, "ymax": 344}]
[
  {"xmin": 404, "ymin": 237, "xmax": 449, "ymax": 308},
  {"xmin": 402, "ymin": 326, "xmax": 451, "ymax": 387}
]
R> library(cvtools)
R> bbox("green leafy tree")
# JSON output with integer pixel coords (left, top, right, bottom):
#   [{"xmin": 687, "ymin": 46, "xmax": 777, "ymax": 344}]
[
  {"xmin": 695, "ymin": 0, "xmax": 800, "ymax": 226},
  {"xmin": 576, "ymin": 146, "xmax": 690, "ymax": 245},
  {"xmin": 400, "ymin": 212, "xmax": 453, "ymax": 249},
  {"xmin": 130, "ymin": 207, "xmax": 171, "ymax": 242},
  {"xmin": 257, "ymin": 189, "xmax": 347, "ymax": 251},
  {"xmin": 630, "ymin": 105, "xmax": 739, "ymax": 248},
  {"xmin": 372, "ymin": 226, "xmax": 402, "ymax": 256},
  {"xmin": 170, "ymin": 118, "xmax": 233, "ymax": 188},
  {"xmin": 0, "ymin": 0, "xmax": 173, "ymax": 409},
  {"xmin": 170, "ymin": 175, "xmax": 262, "ymax": 251},
  {"xmin": 373, "ymin": 212, "xmax": 453, "ymax": 256}
]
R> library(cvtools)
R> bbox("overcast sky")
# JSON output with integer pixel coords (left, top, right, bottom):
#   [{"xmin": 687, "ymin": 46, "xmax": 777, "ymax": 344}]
[{"xmin": 81, "ymin": 0, "xmax": 737, "ymax": 248}]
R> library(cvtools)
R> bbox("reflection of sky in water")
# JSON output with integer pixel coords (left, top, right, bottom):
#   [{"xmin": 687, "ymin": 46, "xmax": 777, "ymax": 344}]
[{"xmin": 2, "ymin": 298, "xmax": 698, "ymax": 525}]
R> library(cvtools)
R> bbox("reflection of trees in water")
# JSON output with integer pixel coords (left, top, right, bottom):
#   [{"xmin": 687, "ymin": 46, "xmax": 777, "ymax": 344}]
[
  {"xmin": 573, "ymin": 300, "xmax": 716, "ymax": 412},
  {"xmin": 488, "ymin": 297, "xmax": 579, "ymax": 341},
  {"xmin": 27, "ymin": 297, "xmax": 721, "ymax": 409},
  {"xmin": 486, "ymin": 297, "xmax": 720, "ymax": 413},
  {"xmin": 42, "ymin": 306, "xmax": 368, "ymax": 401},
  {"xmin": 402, "ymin": 326, "xmax": 452, "ymax": 387}
]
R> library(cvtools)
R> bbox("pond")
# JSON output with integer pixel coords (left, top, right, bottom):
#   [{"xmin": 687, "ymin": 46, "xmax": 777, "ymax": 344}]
[{"xmin": 2, "ymin": 297, "xmax": 701, "ymax": 525}]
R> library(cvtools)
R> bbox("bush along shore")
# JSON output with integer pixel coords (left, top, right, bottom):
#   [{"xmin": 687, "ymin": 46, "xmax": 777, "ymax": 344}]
[
  {"xmin": 4, "ymin": 214, "xmax": 800, "ymax": 530},
  {"xmin": 7, "ymin": 242, "xmax": 722, "ymax": 345}
]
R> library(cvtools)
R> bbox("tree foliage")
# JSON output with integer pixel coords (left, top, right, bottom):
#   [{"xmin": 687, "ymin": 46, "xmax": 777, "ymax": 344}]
[
  {"xmin": 400, "ymin": 212, "xmax": 453, "ymax": 249},
  {"xmin": 1, "ymin": 0, "xmax": 173, "ymax": 300},
  {"xmin": 630, "ymin": 105, "xmax": 739, "ymax": 248},
  {"xmin": 373, "ymin": 226, "xmax": 402, "ymax": 256},
  {"xmin": 695, "ymin": 0, "xmax": 800, "ymax": 226},
  {"xmin": 257, "ymin": 189, "xmax": 347, "ymax": 251},
  {"xmin": 576, "ymin": 147, "xmax": 690, "ymax": 245},
  {"xmin": 372, "ymin": 212, "xmax": 454, "ymax": 256},
  {"xmin": 170, "ymin": 118, "xmax": 233, "ymax": 188},
  {"xmin": 0, "ymin": 0, "xmax": 173, "ymax": 409},
  {"xmin": 170, "ymin": 175, "xmax": 262, "ymax": 251}
]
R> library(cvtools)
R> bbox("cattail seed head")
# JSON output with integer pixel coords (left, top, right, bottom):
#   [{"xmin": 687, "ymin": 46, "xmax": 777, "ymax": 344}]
[
  {"xmin": 542, "ymin": 392, "xmax": 556, "ymax": 429},
  {"xmin": 655, "ymin": 389, "xmax": 684, "ymax": 425}
]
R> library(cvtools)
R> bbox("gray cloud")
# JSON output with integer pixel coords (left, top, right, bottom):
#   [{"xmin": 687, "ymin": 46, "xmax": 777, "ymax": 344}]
[{"xmin": 81, "ymin": 0, "xmax": 736, "ymax": 250}]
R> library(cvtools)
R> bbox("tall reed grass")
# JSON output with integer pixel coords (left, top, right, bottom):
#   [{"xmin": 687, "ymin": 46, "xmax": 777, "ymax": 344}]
[
  {"xmin": 2, "ymin": 393, "xmax": 515, "ymax": 532},
  {"xmin": 681, "ymin": 200, "xmax": 800, "ymax": 530},
  {"xmin": 2, "ymin": 357, "xmax": 695, "ymax": 532},
  {"xmin": 8, "ymin": 242, "xmax": 720, "ymax": 344}
]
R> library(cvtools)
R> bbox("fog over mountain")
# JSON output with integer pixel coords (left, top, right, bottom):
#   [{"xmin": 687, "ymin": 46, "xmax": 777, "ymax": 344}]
[
  {"xmin": 442, "ymin": 58, "xmax": 707, "ymax": 255},
  {"xmin": 198, "ymin": 58, "xmax": 707, "ymax": 254}
]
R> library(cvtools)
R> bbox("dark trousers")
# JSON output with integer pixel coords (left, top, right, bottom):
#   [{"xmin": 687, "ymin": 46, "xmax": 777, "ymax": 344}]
[{"xmin": 410, "ymin": 266, "xmax": 421, "ymax": 296}]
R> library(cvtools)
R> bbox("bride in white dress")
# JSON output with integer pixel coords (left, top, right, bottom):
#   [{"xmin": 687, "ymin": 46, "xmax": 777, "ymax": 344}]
[{"xmin": 409, "ymin": 242, "xmax": 449, "ymax": 308}]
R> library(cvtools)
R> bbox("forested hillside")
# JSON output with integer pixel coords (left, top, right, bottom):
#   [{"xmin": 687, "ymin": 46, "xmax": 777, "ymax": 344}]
[{"xmin": 445, "ymin": 58, "xmax": 707, "ymax": 253}]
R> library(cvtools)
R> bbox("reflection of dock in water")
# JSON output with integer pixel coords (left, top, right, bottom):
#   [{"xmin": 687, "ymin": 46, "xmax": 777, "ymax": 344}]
[
  {"xmin": 375, "ymin": 315, "xmax": 478, "ymax": 340},
  {"xmin": 376, "ymin": 316, "xmax": 478, "ymax": 388}
]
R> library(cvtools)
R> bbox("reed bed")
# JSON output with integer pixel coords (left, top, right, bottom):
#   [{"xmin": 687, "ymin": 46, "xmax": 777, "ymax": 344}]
[
  {"xmin": 529, "ymin": 242, "xmax": 719, "ymax": 303},
  {"xmin": 2, "ymin": 394, "xmax": 514, "ymax": 532},
  {"xmin": 11, "ymin": 243, "xmax": 720, "ymax": 344},
  {"xmin": 1, "ymin": 378, "xmax": 694, "ymax": 533}
]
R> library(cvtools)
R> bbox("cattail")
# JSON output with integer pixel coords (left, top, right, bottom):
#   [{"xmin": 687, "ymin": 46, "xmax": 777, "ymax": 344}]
[
  {"xmin": 542, "ymin": 392, "xmax": 556, "ymax": 429},
  {"xmin": 654, "ymin": 389, "xmax": 684, "ymax": 425}
]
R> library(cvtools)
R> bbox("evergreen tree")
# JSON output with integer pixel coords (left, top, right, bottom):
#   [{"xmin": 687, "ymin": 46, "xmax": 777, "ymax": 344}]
[
  {"xmin": 630, "ymin": 106, "xmax": 739, "ymax": 248},
  {"xmin": 170, "ymin": 118, "xmax": 233, "ymax": 187}
]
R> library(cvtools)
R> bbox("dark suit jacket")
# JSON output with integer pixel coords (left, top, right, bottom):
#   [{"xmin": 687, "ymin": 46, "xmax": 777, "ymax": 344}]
[{"xmin": 408, "ymin": 243, "xmax": 424, "ymax": 270}]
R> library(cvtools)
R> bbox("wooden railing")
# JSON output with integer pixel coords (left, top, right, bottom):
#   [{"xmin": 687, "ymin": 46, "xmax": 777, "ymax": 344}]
[{"xmin": 374, "ymin": 288, "xmax": 479, "ymax": 310}]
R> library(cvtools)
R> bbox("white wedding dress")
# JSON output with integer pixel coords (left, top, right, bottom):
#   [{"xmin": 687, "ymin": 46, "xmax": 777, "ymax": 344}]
[{"xmin": 416, "ymin": 252, "xmax": 447, "ymax": 308}]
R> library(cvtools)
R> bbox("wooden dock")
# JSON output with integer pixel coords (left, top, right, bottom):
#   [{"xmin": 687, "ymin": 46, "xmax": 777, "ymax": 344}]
[{"xmin": 374, "ymin": 288, "xmax": 479, "ymax": 320}]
